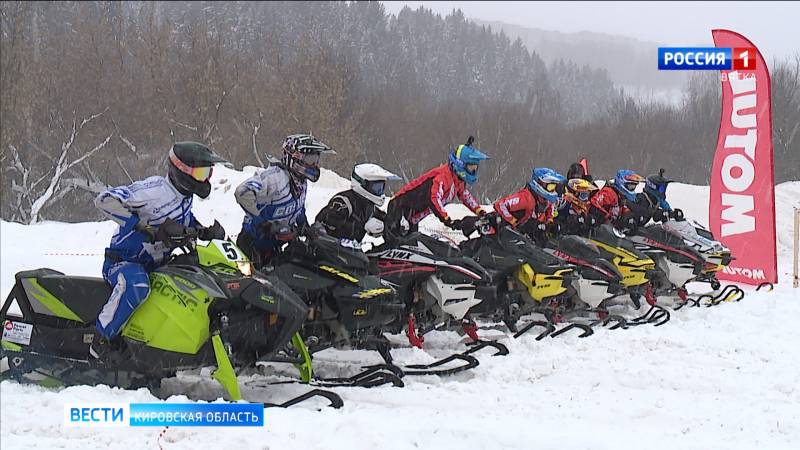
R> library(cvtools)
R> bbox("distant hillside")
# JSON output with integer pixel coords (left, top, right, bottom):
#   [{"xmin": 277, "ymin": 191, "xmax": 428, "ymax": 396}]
[{"xmin": 475, "ymin": 20, "xmax": 689, "ymax": 98}]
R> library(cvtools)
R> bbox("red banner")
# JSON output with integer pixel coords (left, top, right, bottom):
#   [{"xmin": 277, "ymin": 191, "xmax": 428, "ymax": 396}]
[{"xmin": 709, "ymin": 30, "xmax": 777, "ymax": 284}]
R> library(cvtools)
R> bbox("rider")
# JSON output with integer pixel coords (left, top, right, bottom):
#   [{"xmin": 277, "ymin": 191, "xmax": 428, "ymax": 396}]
[
  {"xmin": 315, "ymin": 163, "xmax": 400, "ymax": 243},
  {"xmin": 385, "ymin": 136, "xmax": 489, "ymax": 238},
  {"xmin": 588, "ymin": 169, "xmax": 646, "ymax": 232},
  {"xmin": 92, "ymin": 142, "xmax": 227, "ymax": 359},
  {"xmin": 628, "ymin": 169, "xmax": 685, "ymax": 225},
  {"xmin": 235, "ymin": 134, "xmax": 334, "ymax": 268},
  {"xmin": 486, "ymin": 168, "xmax": 567, "ymax": 241},
  {"xmin": 555, "ymin": 178, "xmax": 600, "ymax": 235}
]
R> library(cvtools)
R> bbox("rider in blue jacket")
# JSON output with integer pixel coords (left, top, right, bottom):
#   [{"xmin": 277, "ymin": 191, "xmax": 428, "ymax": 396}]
[
  {"xmin": 234, "ymin": 134, "xmax": 335, "ymax": 268},
  {"xmin": 91, "ymin": 142, "xmax": 226, "ymax": 360}
]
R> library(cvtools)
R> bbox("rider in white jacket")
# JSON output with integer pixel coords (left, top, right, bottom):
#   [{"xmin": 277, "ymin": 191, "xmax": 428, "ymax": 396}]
[
  {"xmin": 91, "ymin": 142, "xmax": 226, "ymax": 359},
  {"xmin": 235, "ymin": 134, "xmax": 334, "ymax": 267}
]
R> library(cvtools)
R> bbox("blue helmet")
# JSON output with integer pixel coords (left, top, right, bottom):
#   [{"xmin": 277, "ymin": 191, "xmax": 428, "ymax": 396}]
[
  {"xmin": 614, "ymin": 169, "xmax": 645, "ymax": 202},
  {"xmin": 448, "ymin": 137, "xmax": 489, "ymax": 185},
  {"xmin": 528, "ymin": 168, "xmax": 567, "ymax": 203}
]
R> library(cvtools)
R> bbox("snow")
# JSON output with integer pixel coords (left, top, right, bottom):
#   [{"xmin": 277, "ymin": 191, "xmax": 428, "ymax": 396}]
[{"xmin": 1, "ymin": 166, "xmax": 799, "ymax": 450}]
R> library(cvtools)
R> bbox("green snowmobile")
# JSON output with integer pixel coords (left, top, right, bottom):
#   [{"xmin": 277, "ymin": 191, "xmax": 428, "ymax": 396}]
[{"xmin": 0, "ymin": 227, "xmax": 342, "ymax": 408}]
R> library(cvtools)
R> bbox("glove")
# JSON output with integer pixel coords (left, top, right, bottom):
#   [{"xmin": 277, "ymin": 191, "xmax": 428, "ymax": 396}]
[
  {"xmin": 273, "ymin": 224, "xmax": 297, "ymax": 242},
  {"xmin": 364, "ymin": 217, "xmax": 385, "ymax": 237},
  {"xmin": 134, "ymin": 221, "xmax": 157, "ymax": 243},
  {"xmin": 444, "ymin": 218, "xmax": 463, "ymax": 230},
  {"xmin": 546, "ymin": 222, "xmax": 562, "ymax": 234},
  {"xmin": 197, "ymin": 220, "xmax": 226, "ymax": 241},
  {"xmin": 670, "ymin": 209, "xmax": 685, "ymax": 221},
  {"xmin": 155, "ymin": 218, "xmax": 189, "ymax": 247},
  {"xmin": 653, "ymin": 209, "xmax": 669, "ymax": 223},
  {"xmin": 617, "ymin": 214, "xmax": 638, "ymax": 231}
]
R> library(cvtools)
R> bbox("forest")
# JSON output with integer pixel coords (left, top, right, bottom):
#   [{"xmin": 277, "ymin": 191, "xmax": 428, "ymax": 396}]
[{"xmin": 1, "ymin": 1, "xmax": 797, "ymax": 223}]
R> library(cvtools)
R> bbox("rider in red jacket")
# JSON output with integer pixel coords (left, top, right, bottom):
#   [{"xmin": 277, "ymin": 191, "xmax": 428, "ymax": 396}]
[
  {"xmin": 588, "ymin": 169, "xmax": 646, "ymax": 230},
  {"xmin": 386, "ymin": 136, "xmax": 489, "ymax": 237},
  {"xmin": 491, "ymin": 168, "xmax": 565, "ymax": 237}
]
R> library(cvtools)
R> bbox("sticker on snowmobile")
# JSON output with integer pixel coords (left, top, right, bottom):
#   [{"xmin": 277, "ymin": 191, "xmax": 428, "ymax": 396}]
[
  {"xmin": 214, "ymin": 241, "xmax": 244, "ymax": 261},
  {"xmin": 338, "ymin": 239, "xmax": 362, "ymax": 250},
  {"xmin": 152, "ymin": 277, "xmax": 200, "ymax": 311},
  {"xmin": 319, "ymin": 265, "xmax": 359, "ymax": 283},
  {"xmin": 354, "ymin": 288, "xmax": 392, "ymax": 299},
  {"xmin": 383, "ymin": 250, "xmax": 412, "ymax": 260},
  {"xmin": 353, "ymin": 308, "xmax": 367, "ymax": 316},
  {"xmin": 2, "ymin": 320, "xmax": 33, "ymax": 345}
]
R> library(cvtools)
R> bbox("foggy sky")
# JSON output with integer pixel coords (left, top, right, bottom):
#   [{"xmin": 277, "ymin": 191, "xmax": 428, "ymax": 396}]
[{"xmin": 381, "ymin": 1, "xmax": 800, "ymax": 62}]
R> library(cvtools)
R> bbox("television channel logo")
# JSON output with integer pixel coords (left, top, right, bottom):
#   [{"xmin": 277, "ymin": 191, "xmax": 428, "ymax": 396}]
[{"xmin": 658, "ymin": 47, "xmax": 756, "ymax": 70}]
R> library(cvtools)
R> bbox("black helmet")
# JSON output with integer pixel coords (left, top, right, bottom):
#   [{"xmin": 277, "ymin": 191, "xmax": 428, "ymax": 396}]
[
  {"xmin": 281, "ymin": 134, "xmax": 335, "ymax": 183},
  {"xmin": 567, "ymin": 162, "xmax": 592, "ymax": 181},
  {"xmin": 644, "ymin": 168, "xmax": 674, "ymax": 203},
  {"xmin": 168, "ymin": 141, "xmax": 227, "ymax": 199}
]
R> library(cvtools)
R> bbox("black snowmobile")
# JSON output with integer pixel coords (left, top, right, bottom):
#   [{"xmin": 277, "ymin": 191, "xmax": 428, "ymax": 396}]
[
  {"xmin": 366, "ymin": 229, "xmax": 509, "ymax": 374},
  {"xmin": 0, "ymin": 227, "xmax": 343, "ymax": 408},
  {"xmin": 266, "ymin": 226, "xmax": 415, "ymax": 386},
  {"xmin": 457, "ymin": 216, "xmax": 599, "ymax": 340}
]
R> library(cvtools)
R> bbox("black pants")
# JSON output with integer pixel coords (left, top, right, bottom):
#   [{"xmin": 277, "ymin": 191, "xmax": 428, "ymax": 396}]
[
  {"xmin": 384, "ymin": 199, "xmax": 418, "ymax": 244},
  {"xmin": 236, "ymin": 232, "xmax": 274, "ymax": 270}
]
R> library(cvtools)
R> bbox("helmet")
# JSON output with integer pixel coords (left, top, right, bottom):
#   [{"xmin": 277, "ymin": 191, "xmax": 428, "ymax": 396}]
[
  {"xmin": 614, "ymin": 169, "xmax": 645, "ymax": 202},
  {"xmin": 168, "ymin": 141, "xmax": 227, "ymax": 199},
  {"xmin": 567, "ymin": 162, "xmax": 587, "ymax": 180},
  {"xmin": 281, "ymin": 134, "xmax": 335, "ymax": 183},
  {"xmin": 566, "ymin": 178, "xmax": 598, "ymax": 203},
  {"xmin": 645, "ymin": 168, "xmax": 673, "ymax": 203},
  {"xmin": 351, "ymin": 163, "xmax": 401, "ymax": 206},
  {"xmin": 528, "ymin": 168, "xmax": 567, "ymax": 204},
  {"xmin": 448, "ymin": 136, "xmax": 489, "ymax": 185}
]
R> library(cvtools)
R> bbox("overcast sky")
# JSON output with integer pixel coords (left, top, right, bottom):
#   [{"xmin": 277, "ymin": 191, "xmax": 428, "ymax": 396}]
[{"xmin": 381, "ymin": 1, "xmax": 800, "ymax": 62}]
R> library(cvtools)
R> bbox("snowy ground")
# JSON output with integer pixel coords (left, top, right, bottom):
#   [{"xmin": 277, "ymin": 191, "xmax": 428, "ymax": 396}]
[{"xmin": 1, "ymin": 167, "xmax": 798, "ymax": 450}]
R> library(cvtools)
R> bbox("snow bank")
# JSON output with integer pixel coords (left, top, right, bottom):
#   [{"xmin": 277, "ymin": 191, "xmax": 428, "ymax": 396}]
[{"xmin": 1, "ymin": 166, "xmax": 799, "ymax": 450}]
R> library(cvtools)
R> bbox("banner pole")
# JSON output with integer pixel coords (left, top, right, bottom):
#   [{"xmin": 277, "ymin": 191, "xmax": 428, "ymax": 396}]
[{"xmin": 794, "ymin": 207, "xmax": 799, "ymax": 288}]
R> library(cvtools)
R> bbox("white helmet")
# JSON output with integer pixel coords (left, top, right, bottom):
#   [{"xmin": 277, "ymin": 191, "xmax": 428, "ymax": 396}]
[{"xmin": 351, "ymin": 163, "xmax": 400, "ymax": 206}]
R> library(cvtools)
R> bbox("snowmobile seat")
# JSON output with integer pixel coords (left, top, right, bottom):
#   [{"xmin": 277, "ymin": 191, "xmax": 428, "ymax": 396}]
[{"xmin": 20, "ymin": 272, "xmax": 112, "ymax": 324}]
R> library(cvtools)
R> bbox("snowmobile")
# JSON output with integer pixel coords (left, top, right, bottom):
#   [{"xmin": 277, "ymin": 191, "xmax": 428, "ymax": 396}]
[
  {"xmin": 655, "ymin": 219, "xmax": 742, "ymax": 307},
  {"xmin": 366, "ymin": 229, "xmax": 509, "ymax": 373},
  {"xmin": 456, "ymin": 216, "xmax": 596, "ymax": 339},
  {"xmin": 0, "ymin": 227, "xmax": 343, "ymax": 408},
  {"xmin": 266, "ymin": 226, "xmax": 413, "ymax": 385},
  {"xmin": 581, "ymin": 224, "xmax": 671, "ymax": 326},
  {"xmin": 625, "ymin": 221, "xmax": 706, "ymax": 301},
  {"xmin": 541, "ymin": 234, "xmax": 626, "ymax": 310},
  {"xmin": 660, "ymin": 219, "xmax": 733, "ymax": 286}
]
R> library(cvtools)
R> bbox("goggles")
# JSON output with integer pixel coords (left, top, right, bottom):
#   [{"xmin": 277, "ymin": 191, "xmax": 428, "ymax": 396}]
[
  {"xmin": 465, "ymin": 163, "xmax": 479, "ymax": 175},
  {"xmin": 367, "ymin": 180, "xmax": 385, "ymax": 196},
  {"xmin": 544, "ymin": 182, "xmax": 559, "ymax": 193},
  {"xmin": 170, "ymin": 151, "xmax": 213, "ymax": 182},
  {"xmin": 624, "ymin": 181, "xmax": 639, "ymax": 192},
  {"xmin": 576, "ymin": 191, "xmax": 590, "ymax": 202},
  {"xmin": 297, "ymin": 152, "xmax": 321, "ymax": 166}
]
